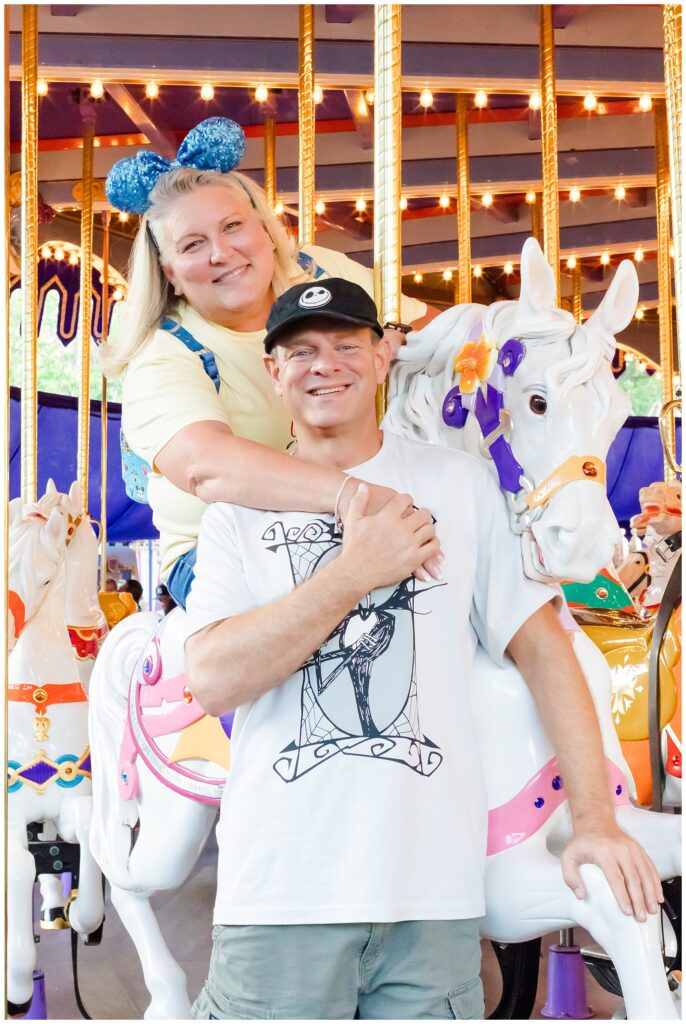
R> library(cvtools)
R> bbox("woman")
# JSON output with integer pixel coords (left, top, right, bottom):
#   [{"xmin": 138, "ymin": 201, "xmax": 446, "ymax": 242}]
[{"xmin": 104, "ymin": 117, "xmax": 439, "ymax": 607}]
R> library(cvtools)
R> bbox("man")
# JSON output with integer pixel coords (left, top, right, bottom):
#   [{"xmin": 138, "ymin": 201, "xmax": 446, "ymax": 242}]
[
  {"xmin": 186, "ymin": 280, "xmax": 662, "ymax": 1020},
  {"xmin": 156, "ymin": 582, "xmax": 177, "ymax": 616}
]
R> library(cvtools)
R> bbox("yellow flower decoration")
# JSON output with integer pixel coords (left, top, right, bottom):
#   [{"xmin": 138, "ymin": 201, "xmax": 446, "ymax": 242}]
[{"xmin": 453, "ymin": 336, "xmax": 497, "ymax": 394}]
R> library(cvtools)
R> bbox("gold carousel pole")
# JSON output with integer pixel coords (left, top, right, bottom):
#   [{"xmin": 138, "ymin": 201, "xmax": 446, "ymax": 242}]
[
  {"xmin": 298, "ymin": 5, "xmax": 315, "ymax": 247},
  {"xmin": 654, "ymin": 98, "xmax": 676, "ymax": 480},
  {"xmin": 4, "ymin": 12, "xmax": 12, "ymax": 990},
  {"xmin": 77, "ymin": 101, "xmax": 96, "ymax": 515},
  {"xmin": 663, "ymin": 5, "xmax": 682, "ymax": 347},
  {"xmin": 263, "ymin": 115, "xmax": 277, "ymax": 211},
  {"xmin": 99, "ymin": 210, "xmax": 110, "ymax": 589},
  {"xmin": 572, "ymin": 264, "xmax": 582, "ymax": 323},
  {"xmin": 20, "ymin": 6, "xmax": 39, "ymax": 504},
  {"xmin": 540, "ymin": 5, "xmax": 560, "ymax": 301},
  {"xmin": 531, "ymin": 192, "xmax": 543, "ymax": 247},
  {"xmin": 455, "ymin": 94, "xmax": 471, "ymax": 304},
  {"xmin": 374, "ymin": 4, "xmax": 402, "ymax": 421}
]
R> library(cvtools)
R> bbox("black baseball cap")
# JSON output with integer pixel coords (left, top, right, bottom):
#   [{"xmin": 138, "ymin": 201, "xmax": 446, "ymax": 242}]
[{"xmin": 264, "ymin": 278, "xmax": 384, "ymax": 353}]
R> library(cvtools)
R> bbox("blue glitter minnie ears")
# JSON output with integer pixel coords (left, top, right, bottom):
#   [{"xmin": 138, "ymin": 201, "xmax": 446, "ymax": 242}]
[{"xmin": 105, "ymin": 116, "xmax": 247, "ymax": 216}]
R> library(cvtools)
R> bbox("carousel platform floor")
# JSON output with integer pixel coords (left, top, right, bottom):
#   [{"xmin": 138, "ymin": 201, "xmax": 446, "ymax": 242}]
[{"xmin": 33, "ymin": 832, "xmax": 623, "ymax": 1021}]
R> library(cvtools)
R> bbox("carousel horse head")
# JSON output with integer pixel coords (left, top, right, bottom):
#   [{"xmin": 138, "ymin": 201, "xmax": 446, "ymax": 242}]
[
  {"xmin": 635, "ymin": 480, "xmax": 682, "ymax": 539},
  {"xmin": 8, "ymin": 497, "xmax": 67, "ymax": 652},
  {"xmin": 386, "ymin": 237, "xmax": 637, "ymax": 584}
]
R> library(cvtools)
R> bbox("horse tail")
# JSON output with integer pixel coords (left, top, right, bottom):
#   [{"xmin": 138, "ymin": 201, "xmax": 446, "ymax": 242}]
[{"xmin": 88, "ymin": 611, "xmax": 158, "ymax": 891}]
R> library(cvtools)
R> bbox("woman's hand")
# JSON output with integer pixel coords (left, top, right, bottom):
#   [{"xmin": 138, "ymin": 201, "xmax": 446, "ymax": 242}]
[{"xmin": 337, "ymin": 479, "xmax": 444, "ymax": 584}]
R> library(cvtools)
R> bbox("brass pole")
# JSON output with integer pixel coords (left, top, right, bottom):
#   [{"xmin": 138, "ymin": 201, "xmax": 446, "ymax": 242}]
[
  {"xmin": 539, "ymin": 5, "xmax": 560, "ymax": 301},
  {"xmin": 455, "ymin": 94, "xmax": 471, "ymax": 304},
  {"xmin": 572, "ymin": 264, "xmax": 582, "ymax": 323},
  {"xmin": 4, "ymin": 10, "xmax": 12, "ymax": 990},
  {"xmin": 298, "ymin": 5, "xmax": 315, "ymax": 247},
  {"xmin": 20, "ymin": 6, "xmax": 39, "ymax": 504},
  {"xmin": 663, "ymin": 5, "xmax": 682, "ymax": 348},
  {"xmin": 263, "ymin": 115, "xmax": 277, "ymax": 211},
  {"xmin": 374, "ymin": 4, "xmax": 402, "ymax": 421},
  {"xmin": 99, "ymin": 210, "xmax": 110, "ymax": 590},
  {"xmin": 531, "ymin": 192, "xmax": 543, "ymax": 247},
  {"xmin": 77, "ymin": 102, "xmax": 96, "ymax": 514},
  {"xmin": 654, "ymin": 98, "xmax": 676, "ymax": 480}
]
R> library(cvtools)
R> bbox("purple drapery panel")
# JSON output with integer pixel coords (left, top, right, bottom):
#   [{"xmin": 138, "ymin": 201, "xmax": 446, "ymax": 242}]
[
  {"xmin": 8, "ymin": 391, "xmax": 681, "ymax": 540},
  {"xmin": 10, "ymin": 263, "xmax": 119, "ymax": 345}
]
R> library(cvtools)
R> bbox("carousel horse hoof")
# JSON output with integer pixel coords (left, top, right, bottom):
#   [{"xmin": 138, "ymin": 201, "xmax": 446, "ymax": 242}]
[
  {"xmin": 7, "ymin": 995, "xmax": 34, "ymax": 1018},
  {"xmin": 40, "ymin": 904, "xmax": 69, "ymax": 930},
  {"xmin": 84, "ymin": 917, "xmax": 105, "ymax": 946}
]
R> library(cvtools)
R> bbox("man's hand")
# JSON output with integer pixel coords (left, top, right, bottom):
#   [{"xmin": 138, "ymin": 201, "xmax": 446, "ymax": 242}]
[
  {"xmin": 383, "ymin": 327, "xmax": 407, "ymax": 360},
  {"xmin": 561, "ymin": 822, "xmax": 664, "ymax": 922},
  {"xmin": 337, "ymin": 479, "xmax": 443, "ymax": 583},
  {"xmin": 339, "ymin": 484, "xmax": 442, "ymax": 591}
]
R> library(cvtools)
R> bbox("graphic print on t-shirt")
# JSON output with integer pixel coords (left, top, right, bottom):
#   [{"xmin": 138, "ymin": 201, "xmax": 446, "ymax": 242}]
[{"xmin": 261, "ymin": 517, "xmax": 445, "ymax": 782}]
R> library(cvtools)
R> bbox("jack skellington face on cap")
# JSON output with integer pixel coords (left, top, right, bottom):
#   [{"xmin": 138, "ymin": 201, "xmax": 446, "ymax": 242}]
[{"xmin": 298, "ymin": 286, "xmax": 332, "ymax": 309}]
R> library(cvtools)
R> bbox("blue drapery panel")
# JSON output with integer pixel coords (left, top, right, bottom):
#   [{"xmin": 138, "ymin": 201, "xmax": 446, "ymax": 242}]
[
  {"xmin": 9, "ymin": 390, "xmax": 682, "ymax": 541},
  {"xmin": 9, "ymin": 387, "xmax": 156, "ymax": 541}
]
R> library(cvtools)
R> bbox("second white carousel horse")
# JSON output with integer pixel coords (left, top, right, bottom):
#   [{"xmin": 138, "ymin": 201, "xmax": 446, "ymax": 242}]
[{"xmin": 7, "ymin": 499, "xmax": 105, "ymax": 1015}]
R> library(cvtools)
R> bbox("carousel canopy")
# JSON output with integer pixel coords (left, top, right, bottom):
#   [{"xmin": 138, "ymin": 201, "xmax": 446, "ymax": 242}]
[{"xmin": 8, "ymin": 387, "xmax": 680, "ymax": 540}]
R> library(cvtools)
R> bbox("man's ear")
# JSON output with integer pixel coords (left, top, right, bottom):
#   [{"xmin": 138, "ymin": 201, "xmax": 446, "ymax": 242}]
[
  {"xmin": 263, "ymin": 351, "xmax": 283, "ymax": 395},
  {"xmin": 374, "ymin": 335, "xmax": 392, "ymax": 384}
]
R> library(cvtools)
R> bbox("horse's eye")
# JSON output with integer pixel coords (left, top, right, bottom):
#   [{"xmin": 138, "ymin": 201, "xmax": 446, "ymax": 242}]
[{"xmin": 529, "ymin": 394, "xmax": 547, "ymax": 415}]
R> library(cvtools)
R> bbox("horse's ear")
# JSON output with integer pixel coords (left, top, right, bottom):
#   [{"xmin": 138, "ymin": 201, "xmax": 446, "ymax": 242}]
[
  {"xmin": 518, "ymin": 237, "xmax": 557, "ymax": 318},
  {"xmin": 68, "ymin": 480, "xmax": 81, "ymax": 507},
  {"xmin": 44, "ymin": 508, "xmax": 66, "ymax": 549},
  {"xmin": 46, "ymin": 478, "xmax": 57, "ymax": 494},
  {"xmin": 585, "ymin": 260, "xmax": 639, "ymax": 338}
]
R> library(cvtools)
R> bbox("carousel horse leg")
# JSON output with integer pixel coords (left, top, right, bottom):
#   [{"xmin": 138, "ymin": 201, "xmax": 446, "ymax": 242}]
[
  {"xmin": 109, "ymin": 770, "xmax": 218, "ymax": 1019},
  {"xmin": 7, "ymin": 823, "xmax": 38, "ymax": 1014},
  {"xmin": 483, "ymin": 844, "xmax": 678, "ymax": 1019},
  {"xmin": 38, "ymin": 873, "xmax": 69, "ymax": 929},
  {"xmin": 57, "ymin": 796, "xmax": 105, "ymax": 936}
]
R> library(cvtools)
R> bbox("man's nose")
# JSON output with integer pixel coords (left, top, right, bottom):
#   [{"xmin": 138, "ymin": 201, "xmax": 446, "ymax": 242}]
[{"xmin": 311, "ymin": 349, "xmax": 341, "ymax": 373}]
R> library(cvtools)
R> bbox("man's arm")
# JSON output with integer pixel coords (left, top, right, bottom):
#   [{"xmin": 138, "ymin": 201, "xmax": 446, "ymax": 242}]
[
  {"xmin": 507, "ymin": 602, "xmax": 663, "ymax": 922},
  {"xmin": 186, "ymin": 486, "xmax": 439, "ymax": 716}
]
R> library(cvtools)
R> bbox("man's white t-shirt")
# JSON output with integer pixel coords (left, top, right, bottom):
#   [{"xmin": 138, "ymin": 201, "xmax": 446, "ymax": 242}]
[{"xmin": 186, "ymin": 431, "xmax": 555, "ymax": 925}]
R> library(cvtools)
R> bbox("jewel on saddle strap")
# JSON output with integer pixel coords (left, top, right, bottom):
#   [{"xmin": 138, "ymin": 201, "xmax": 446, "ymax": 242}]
[
  {"xmin": 524, "ymin": 455, "xmax": 606, "ymax": 511},
  {"xmin": 7, "ymin": 747, "xmax": 92, "ymax": 794},
  {"xmin": 8, "ymin": 682, "xmax": 88, "ymax": 711}
]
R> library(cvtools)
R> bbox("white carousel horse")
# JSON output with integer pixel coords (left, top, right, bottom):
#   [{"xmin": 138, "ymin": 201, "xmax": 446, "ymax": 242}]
[
  {"xmin": 40, "ymin": 479, "xmax": 109, "ymax": 692},
  {"xmin": 385, "ymin": 236, "xmax": 679, "ymax": 1018},
  {"xmin": 88, "ymin": 238, "xmax": 678, "ymax": 1019},
  {"xmin": 7, "ymin": 498, "xmax": 105, "ymax": 1015}
]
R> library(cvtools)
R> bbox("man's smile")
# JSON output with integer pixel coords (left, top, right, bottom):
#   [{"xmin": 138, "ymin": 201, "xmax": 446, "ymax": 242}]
[{"xmin": 307, "ymin": 384, "xmax": 352, "ymax": 397}]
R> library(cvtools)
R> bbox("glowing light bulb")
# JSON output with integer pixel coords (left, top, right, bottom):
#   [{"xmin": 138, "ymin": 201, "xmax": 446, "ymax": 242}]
[
  {"xmin": 314, "ymin": 198, "xmax": 326, "ymax": 216},
  {"xmin": 313, "ymin": 85, "xmax": 324, "ymax": 104},
  {"xmin": 274, "ymin": 201, "xmax": 284, "ymax": 216},
  {"xmin": 525, "ymin": 189, "xmax": 537, "ymax": 204},
  {"xmin": 68, "ymin": 252, "xmax": 79, "ymax": 266},
  {"xmin": 638, "ymin": 94, "xmax": 652, "ymax": 112},
  {"xmin": 54, "ymin": 246, "xmax": 65, "ymax": 261},
  {"xmin": 569, "ymin": 187, "xmax": 581, "ymax": 203},
  {"xmin": 200, "ymin": 82, "xmax": 215, "ymax": 101},
  {"xmin": 529, "ymin": 91, "xmax": 541, "ymax": 111},
  {"xmin": 355, "ymin": 196, "xmax": 367, "ymax": 213},
  {"xmin": 669, "ymin": 243, "xmax": 674, "ymax": 259},
  {"xmin": 118, "ymin": 211, "xmax": 129, "ymax": 223},
  {"xmin": 37, "ymin": 79, "xmax": 48, "ymax": 97},
  {"xmin": 113, "ymin": 287, "xmax": 124, "ymax": 302},
  {"xmin": 600, "ymin": 252, "xmax": 610, "ymax": 266},
  {"xmin": 635, "ymin": 307, "xmax": 645, "ymax": 320},
  {"xmin": 145, "ymin": 81, "xmax": 159, "ymax": 100},
  {"xmin": 583, "ymin": 92, "xmax": 597, "ymax": 111},
  {"xmin": 474, "ymin": 90, "xmax": 488, "ymax": 109},
  {"xmin": 633, "ymin": 247, "xmax": 644, "ymax": 262},
  {"xmin": 473, "ymin": 265, "xmax": 483, "ymax": 278},
  {"xmin": 90, "ymin": 79, "xmax": 104, "ymax": 99},
  {"xmin": 254, "ymin": 84, "xmax": 269, "ymax": 103},
  {"xmin": 399, "ymin": 196, "xmax": 408, "ymax": 211},
  {"xmin": 481, "ymin": 192, "xmax": 494, "ymax": 208},
  {"xmin": 419, "ymin": 88, "xmax": 433, "ymax": 108},
  {"xmin": 503, "ymin": 262, "xmax": 514, "ymax": 275},
  {"xmin": 566, "ymin": 255, "xmax": 577, "ymax": 269},
  {"xmin": 41, "ymin": 245, "xmax": 52, "ymax": 259},
  {"xmin": 614, "ymin": 184, "xmax": 626, "ymax": 201},
  {"xmin": 439, "ymin": 193, "xmax": 450, "ymax": 209},
  {"xmin": 442, "ymin": 269, "xmax": 453, "ymax": 282},
  {"xmin": 413, "ymin": 271, "xmax": 423, "ymax": 284},
  {"xmin": 365, "ymin": 89, "xmax": 374, "ymax": 105}
]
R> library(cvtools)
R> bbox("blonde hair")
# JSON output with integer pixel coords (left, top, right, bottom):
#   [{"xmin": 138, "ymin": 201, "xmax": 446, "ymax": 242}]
[{"xmin": 102, "ymin": 168, "xmax": 302, "ymax": 377}]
